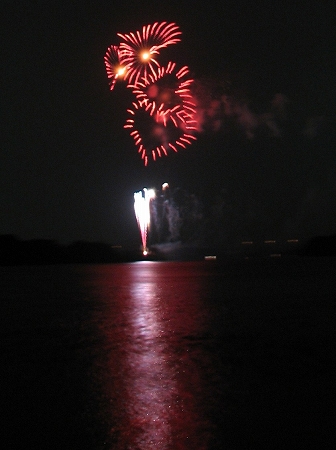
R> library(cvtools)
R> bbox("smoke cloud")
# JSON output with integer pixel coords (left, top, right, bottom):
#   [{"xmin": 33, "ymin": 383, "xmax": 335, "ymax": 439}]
[{"xmin": 191, "ymin": 77, "xmax": 334, "ymax": 142}]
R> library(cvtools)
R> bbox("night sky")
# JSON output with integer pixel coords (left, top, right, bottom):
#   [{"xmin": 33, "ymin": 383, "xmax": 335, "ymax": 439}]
[{"xmin": 2, "ymin": 0, "xmax": 335, "ymax": 248}]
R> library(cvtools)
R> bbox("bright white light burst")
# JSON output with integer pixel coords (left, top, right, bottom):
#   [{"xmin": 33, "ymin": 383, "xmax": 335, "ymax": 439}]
[{"xmin": 134, "ymin": 188, "xmax": 156, "ymax": 255}]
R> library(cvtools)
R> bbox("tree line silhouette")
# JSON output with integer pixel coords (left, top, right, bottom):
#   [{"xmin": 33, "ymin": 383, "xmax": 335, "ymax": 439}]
[{"xmin": 0, "ymin": 235, "xmax": 139, "ymax": 265}]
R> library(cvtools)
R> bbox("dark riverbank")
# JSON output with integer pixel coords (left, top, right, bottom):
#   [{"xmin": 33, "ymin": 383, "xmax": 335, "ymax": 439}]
[
  {"xmin": 0, "ymin": 235, "xmax": 138, "ymax": 265},
  {"xmin": 1, "ymin": 234, "xmax": 336, "ymax": 265}
]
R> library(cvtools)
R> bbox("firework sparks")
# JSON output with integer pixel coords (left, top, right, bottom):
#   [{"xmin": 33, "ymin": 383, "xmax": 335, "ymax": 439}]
[
  {"xmin": 125, "ymin": 101, "xmax": 197, "ymax": 165},
  {"xmin": 117, "ymin": 22, "xmax": 182, "ymax": 85},
  {"xmin": 104, "ymin": 45, "xmax": 127, "ymax": 91},
  {"xmin": 129, "ymin": 62, "xmax": 196, "ymax": 126},
  {"xmin": 134, "ymin": 188, "xmax": 156, "ymax": 255},
  {"xmin": 105, "ymin": 21, "xmax": 198, "ymax": 163}
]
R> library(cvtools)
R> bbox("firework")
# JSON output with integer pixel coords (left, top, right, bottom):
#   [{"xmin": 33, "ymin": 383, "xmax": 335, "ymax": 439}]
[
  {"xmin": 129, "ymin": 61, "xmax": 196, "ymax": 126},
  {"xmin": 125, "ymin": 101, "xmax": 197, "ymax": 165},
  {"xmin": 105, "ymin": 22, "xmax": 198, "ymax": 163},
  {"xmin": 104, "ymin": 45, "xmax": 127, "ymax": 90},
  {"xmin": 134, "ymin": 188, "xmax": 156, "ymax": 255},
  {"xmin": 117, "ymin": 22, "xmax": 182, "ymax": 85}
]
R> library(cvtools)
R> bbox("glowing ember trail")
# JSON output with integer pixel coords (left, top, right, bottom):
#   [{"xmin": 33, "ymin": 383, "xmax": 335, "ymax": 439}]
[{"xmin": 134, "ymin": 188, "xmax": 156, "ymax": 255}]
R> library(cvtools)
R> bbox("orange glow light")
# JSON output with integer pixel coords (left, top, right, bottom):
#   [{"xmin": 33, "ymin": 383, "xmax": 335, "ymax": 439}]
[
  {"xmin": 117, "ymin": 67, "xmax": 126, "ymax": 77},
  {"xmin": 141, "ymin": 51, "xmax": 151, "ymax": 61}
]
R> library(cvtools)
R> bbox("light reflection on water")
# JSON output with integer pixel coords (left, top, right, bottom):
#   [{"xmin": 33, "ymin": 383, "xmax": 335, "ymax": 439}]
[
  {"xmin": 126, "ymin": 264, "xmax": 175, "ymax": 448},
  {"xmin": 86, "ymin": 261, "xmax": 214, "ymax": 449}
]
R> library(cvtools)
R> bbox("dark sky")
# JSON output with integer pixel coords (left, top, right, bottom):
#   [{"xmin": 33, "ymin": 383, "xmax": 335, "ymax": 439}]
[{"xmin": 1, "ymin": 0, "xmax": 335, "ymax": 247}]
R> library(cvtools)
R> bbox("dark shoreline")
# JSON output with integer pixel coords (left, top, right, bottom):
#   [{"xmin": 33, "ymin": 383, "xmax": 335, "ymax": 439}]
[{"xmin": 1, "ymin": 234, "xmax": 336, "ymax": 266}]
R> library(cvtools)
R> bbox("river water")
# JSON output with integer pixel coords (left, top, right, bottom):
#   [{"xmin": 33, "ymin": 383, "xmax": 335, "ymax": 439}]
[{"xmin": 1, "ymin": 258, "xmax": 335, "ymax": 449}]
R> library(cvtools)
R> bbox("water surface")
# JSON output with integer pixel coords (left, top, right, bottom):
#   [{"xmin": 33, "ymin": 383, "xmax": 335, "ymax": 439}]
[{"xmin": 1, "ymin": 259, "xmax": 334, "ymax": 449}]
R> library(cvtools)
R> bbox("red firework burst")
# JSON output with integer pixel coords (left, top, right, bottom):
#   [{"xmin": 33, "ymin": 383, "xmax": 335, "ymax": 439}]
[
  {"xmin": 117, "ymin": 22, "xmax": 182, "ymax": 85},
  {"xmin": 104, "ymin": 45, "xmax": 127, "ymax": 90},
  {"xmin": 124, "ymin": 101, "xmax": 197, "ymax": 166},
  {"xmin": 129, "ymin": 61, "xmax": 197, "ymax": 127}
]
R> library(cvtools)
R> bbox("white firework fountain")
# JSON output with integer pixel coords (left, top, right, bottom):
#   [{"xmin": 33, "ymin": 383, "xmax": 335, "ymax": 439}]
[{"xmin": 134, "ymin": 188, "xmax": 156, "ymax": 255}]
